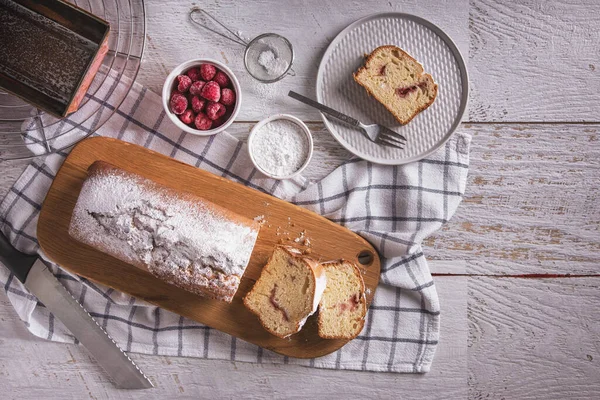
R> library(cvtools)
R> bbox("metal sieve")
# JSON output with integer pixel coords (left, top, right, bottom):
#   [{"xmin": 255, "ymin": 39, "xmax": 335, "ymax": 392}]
[{"xmin": 189, "ymin": 7, "xmax": 294, "ymax": 83}]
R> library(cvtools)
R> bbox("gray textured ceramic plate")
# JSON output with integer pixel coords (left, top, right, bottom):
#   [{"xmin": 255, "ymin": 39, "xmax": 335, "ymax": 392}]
[{"xmin": 316, "ymin": 13, "xmax": 468, "ymax": 165}]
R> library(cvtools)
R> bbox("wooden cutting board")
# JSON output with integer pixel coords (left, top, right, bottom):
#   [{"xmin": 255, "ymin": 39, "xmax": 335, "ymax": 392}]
[{"xmin": 37, "ymin": 137, "xmax": 380, "ymax": 358}]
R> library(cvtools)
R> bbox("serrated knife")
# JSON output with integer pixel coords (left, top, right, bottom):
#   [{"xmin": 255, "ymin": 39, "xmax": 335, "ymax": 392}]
[{"xmin": 0, "ymin": 231, "xmax": 153, "ymax": 389}]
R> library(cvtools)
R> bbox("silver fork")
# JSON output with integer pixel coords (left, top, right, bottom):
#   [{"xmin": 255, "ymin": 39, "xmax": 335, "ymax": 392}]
[{"xmin": 288, "ymin": 91, "xmax": 406, "ymax": 149}]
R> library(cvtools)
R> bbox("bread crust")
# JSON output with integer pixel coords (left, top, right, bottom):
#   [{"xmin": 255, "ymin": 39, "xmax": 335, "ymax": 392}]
[
  {"xmin": 86, "ymin": 161, "xmax": 260, "ymax": 234},
  {"xmin": 353, "ymin": 45, "xmax": 438, "ymax": 125},
  {"xmin": 243, "ymin": 245, "xmax": 324, "ymax": 339},
  {"xmin": 70, "ymin": 161, "xmax": 260, "ymax": 303},
  {"xmin": 317, "ymin": 259, "xmax": 367, "ymax": 340}
]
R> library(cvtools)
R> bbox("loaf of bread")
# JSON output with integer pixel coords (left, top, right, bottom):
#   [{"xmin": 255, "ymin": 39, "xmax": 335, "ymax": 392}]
[
  {"xmin": 243, "ymin": 246, "xmax": 327, "ymax": 338},
  {"xmin": 353, "ymin": 45, "xmax": 438, "ymax": 125},
  {"xmin": 68, "ymin": 161, "xmax": 260, "ymax": 303},
  {"xmin": 318, "ymin": 260, "xmax": 367, "ymax": 340}
]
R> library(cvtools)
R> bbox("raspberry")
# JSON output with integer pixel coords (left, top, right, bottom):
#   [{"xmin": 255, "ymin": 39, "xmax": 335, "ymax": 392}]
[
  {"xmin": 213, "ymin": 71, "xmax": 230, "ymax": 88},
  {"xmin": 176, "ymin": 75, "xmax": 192, "ymax": 92},
  {"xmin": 205, "ymin": 101, "xmax": 226, "ymax": 120},
  {"xmin": 186, "ymin": 67, "xmax": 202, "ymax": 82},
  {"xmin": 220, "ymin": 88, "xmax": 235, "ymax": 106},
  {"xmin": 194, "ymin": 112, "xmax": 213, "ymax": 130},
  {"xmin": 200, "ymin": 81, "xmax": 221, "ymax": 102},
  {"xmin": 200, "ymin": 64, "xmax": 217, "ymax": 81},
  {"xmin": 191, "ymin": 96, "xmax": 206, "ymax": 113},
  {"xmin": 211, "ymin": 114, "xmax": 229, "ymax": 128},
  {"xmin": 179, "ymin": 109, "xmax": 195, "ymax": 125},
  {"xmin": 189, "ymin": 80, "xmax": 206, "ymax": 96},
  {"xmin": 170, "ymin": 93, "xmax": 188, "ymax": 115}
]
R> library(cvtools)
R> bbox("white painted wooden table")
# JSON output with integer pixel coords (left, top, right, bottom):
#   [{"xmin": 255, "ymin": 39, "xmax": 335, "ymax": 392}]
[{"xmin": 1, "ymin": 1, "xmax": 599, "ymax": 398}]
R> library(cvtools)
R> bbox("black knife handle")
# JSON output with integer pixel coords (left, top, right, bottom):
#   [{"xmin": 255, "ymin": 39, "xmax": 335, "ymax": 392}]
[{"xmin": 0, "ymin": 230, "xmax": 37, "ymax": 283}]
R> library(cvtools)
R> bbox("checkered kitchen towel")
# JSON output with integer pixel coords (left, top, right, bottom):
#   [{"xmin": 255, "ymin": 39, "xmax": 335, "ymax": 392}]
[{"xmin": 0, "ymin": 71, "xmax": 470, "ymax": 373}]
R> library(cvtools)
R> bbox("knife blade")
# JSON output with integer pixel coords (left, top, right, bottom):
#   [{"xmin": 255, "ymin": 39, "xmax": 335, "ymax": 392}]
[{"xmin": 0, "ymin": 231, "xmax": 153, "ymax": 389}]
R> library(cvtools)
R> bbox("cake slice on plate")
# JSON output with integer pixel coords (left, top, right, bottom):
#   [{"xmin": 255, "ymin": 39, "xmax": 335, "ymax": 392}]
[
  {"xmin": 318, "ymin": 260, "xmax": 367, "ymax": 340},
  {"xmin": 353, "ymin": 45, "xmax": 438, "ymax": 125},
  {"xmin": 244, "ymin": 246, "xmax": 327, "ymax": 338}
]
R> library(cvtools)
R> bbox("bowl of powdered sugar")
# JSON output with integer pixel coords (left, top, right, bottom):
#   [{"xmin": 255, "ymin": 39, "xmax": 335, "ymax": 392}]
[{"xmin": 248, "ymin": 114, "xmax": 313, "ymax": 180}]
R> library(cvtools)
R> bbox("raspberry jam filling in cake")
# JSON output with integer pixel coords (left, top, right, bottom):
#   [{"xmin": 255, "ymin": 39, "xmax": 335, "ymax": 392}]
[
  {"xmin": 396, "ymin": 81, "xmax": 429, "ymax": 98},
  {"xmin": 338, "ymin": 293, "xmax": 362, "ymax": 315},
  {"xmin": 269, "ymin": 284, "xmax": 290, "ymax": 322}
]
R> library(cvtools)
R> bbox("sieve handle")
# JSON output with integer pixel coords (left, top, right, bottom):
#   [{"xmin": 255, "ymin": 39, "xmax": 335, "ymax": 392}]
[{"xmin": 189, "ymin": 7, "xmax": 248, "ymax": 47}]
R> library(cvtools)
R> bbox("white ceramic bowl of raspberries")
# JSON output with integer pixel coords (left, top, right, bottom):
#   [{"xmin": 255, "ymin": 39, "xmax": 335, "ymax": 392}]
[{"xmin": 162, "ymin": 59, "xmax": 240, "ymax": 136}]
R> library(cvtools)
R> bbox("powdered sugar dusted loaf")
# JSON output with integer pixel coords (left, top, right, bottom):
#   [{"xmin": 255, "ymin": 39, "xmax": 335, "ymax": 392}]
[{"xmin": 68, "ymin": 161, "xmax": 260, "ymax": 303}]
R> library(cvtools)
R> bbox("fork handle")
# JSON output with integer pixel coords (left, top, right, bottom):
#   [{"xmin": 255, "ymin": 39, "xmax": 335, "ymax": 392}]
[{"xmin": 288, "ymin": 91, "xmax": 360, "ymax": 127}]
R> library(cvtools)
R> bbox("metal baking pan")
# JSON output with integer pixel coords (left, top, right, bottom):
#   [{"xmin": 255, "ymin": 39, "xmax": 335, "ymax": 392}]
[{"xmin": 0, "ymin": 0, "xmax": 110, "ymax": 117}]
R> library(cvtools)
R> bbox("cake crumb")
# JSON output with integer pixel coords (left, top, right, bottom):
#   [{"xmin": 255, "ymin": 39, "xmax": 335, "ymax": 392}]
[{"xmin": 254, "ymin": 215, "xmax": 266, "ymax": 224}]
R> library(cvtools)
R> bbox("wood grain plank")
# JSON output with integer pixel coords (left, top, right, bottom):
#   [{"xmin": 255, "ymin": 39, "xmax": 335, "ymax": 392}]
[
  {"xmin": 0, "ymin": 122, "xmax": 352, "ymax": 200},
  {"xmin": 469, "ymin": 0, "xmax": 600, "ymax": 122},
  {"xmin": 6, "ymin": 276, "xmax": 599, "ymax": 398},
  {"xmin": 426, "ymin": 124, "xmax": 600, "ymax": 275},
  {"xmin": 3, "ymin": 122, "xmax": 598, "ymax": 277},
  {"xmin": 0, "ymin": 158, "xmax": 29, "ymax": 199},
  {"xmin": 469, "ymin": 276, "xmax": 600, "ymax": 399},
  {"xmin": 0, "ymin": 0, "xmax": 598, "ymax": 396},
  {"xmin": 140, "ymin": 0, "xmax": 600, "ymax": 123},
  {"xmin": 138, "ymin": 0, "xmax": 468, "ymax": 121},
  {"xmin": 0, "ymin": 274, "xmax": 467, "ymax": 399}
]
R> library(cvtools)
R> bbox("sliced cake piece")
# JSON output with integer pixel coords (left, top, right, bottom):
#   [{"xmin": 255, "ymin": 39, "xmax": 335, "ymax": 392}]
[
  {"xmin": 243, "ymin": 246, "xmax": 327, "ymax": 338},
  {"xmin": 353, "ymin": 45, "xmax": 438, "ymax": 125},
  {"xmin": 318, "ymin": 260, "xmax": 367, "ymax": 340}
]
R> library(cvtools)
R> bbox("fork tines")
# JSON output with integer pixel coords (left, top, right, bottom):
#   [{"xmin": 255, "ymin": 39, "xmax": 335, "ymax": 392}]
[{"xmin": 378, "ymin": 129, "xmax": 406, "ymax": 149}]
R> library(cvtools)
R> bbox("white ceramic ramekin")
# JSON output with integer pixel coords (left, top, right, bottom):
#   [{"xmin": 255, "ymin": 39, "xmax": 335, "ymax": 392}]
[
  {"xmin": 162, "ymin": 58, "xmax": 241, "ymax": 136},
  {"xmin": 247, "ymin": 114, "xmax": 313, "ymax": 180}
]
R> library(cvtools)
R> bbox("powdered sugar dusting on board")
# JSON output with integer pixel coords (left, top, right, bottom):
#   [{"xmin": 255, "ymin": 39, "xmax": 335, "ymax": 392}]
[{"xmin": 68, "ymin": 165, "xmax": 259, "ymax": 301}]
